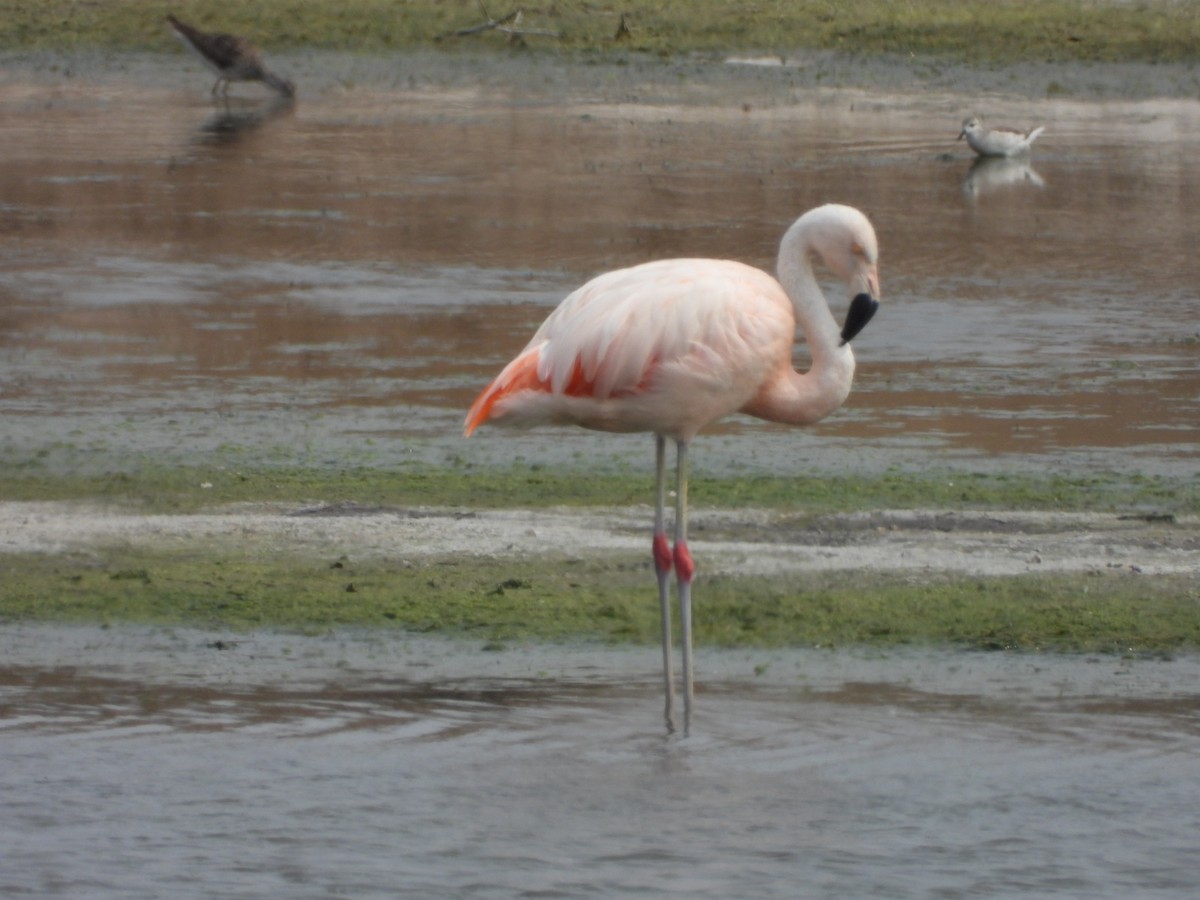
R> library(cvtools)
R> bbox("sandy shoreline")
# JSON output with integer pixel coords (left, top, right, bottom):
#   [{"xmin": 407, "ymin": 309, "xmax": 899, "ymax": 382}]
[
  {"xmin": 3, "ymin": 501, "xmax": 1194, "ymax": 705},
  {"xmin": 2, "ymin": 500, "xmax": 1194, "ymax": 579}
]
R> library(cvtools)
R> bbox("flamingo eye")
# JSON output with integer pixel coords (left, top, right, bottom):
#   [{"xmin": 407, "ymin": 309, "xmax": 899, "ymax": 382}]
[{"xmin": 851, "ymin": 242, "xmax": 866, "ymax": 259}]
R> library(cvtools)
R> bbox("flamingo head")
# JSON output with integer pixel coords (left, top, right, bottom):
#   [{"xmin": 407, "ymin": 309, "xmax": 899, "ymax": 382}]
[{"xmin": 801, "ymin": 205, "xmax": 881, "ymax": 345}]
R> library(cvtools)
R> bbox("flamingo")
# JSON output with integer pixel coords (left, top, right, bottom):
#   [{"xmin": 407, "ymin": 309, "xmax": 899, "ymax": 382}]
[{"xmin": 463, "ymin": 204, "xmax": 882, "ymax": 732}]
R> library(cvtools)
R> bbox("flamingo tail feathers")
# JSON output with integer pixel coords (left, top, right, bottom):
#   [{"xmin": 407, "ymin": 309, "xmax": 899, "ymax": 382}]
[
  {"xmin": 464, "ymin": 341, "xmax": 638, "ymax": 435},
  {"xmin": 463, "ymin": 348, "xmax": 545, "ymax": 436}
]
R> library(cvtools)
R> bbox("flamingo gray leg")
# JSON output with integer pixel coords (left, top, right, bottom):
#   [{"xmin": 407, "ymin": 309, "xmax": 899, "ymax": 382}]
[
  {"xmin": 653, "ymin": 434, "xmax": 676, "ymax": 732},
  {"xmin": 673, "ymin": 439, "xmax": 695, "ymax": 733}
]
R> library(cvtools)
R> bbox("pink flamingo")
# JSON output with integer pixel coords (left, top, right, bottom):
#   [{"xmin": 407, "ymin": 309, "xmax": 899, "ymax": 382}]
[{"xmin": 464, "ymin": 204, "xmax": 882, "ymax": 731}]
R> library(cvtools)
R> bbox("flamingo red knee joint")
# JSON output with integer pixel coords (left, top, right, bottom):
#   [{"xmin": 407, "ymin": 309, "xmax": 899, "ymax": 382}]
[
  {"xmin": 652, "ymin": 532, "xmax": 673, "ymax": 575},
  {"xmin": 672, "ymin": 541, "xmax": 695, "ymax": 584}
]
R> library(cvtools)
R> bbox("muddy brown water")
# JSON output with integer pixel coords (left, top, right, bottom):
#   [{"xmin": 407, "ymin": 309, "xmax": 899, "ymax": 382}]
[
  {"xmin": 1, "ymin": 52, "xmax": 1197, "ymax": 478},
  {"xmin": 2, "ymin": 52, "xmax": 1200, "ymax": 896}
]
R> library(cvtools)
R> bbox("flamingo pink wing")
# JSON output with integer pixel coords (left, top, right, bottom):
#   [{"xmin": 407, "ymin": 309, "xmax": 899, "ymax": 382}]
[{"xmin": 463, "ymin": 259, "xmax": 789, "ymax": 435}]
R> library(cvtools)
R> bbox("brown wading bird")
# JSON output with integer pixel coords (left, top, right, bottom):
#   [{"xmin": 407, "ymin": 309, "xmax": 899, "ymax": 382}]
[
  {"xmin": 464, "ymin": 204, "xmax": 882, "ymax": 733},
  {"xmin": 167, "ymin": 15, "xmax": 295, "ymax": 98}
]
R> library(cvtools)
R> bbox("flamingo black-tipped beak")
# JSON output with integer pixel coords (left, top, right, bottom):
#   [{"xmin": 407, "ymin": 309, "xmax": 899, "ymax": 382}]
[{"xmin": 839, "ymin": 293, "xmax": 879, "ymax": 345}]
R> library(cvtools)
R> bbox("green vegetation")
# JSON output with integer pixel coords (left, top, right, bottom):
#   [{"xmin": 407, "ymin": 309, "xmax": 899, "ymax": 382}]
[
  {"xmin": 0, "ymin": 462, "xmax": 1195, "ymax": 516},
  {"xmin": 1, "ymin": 461, "xmax": 1196, "ymax": 653},
  {"xmin": 1, "ymin": 0, "xmax": 1197, "ymax": 64},
  {"xmin": 3, "ymin": 545, "xmax": 1196, "ymax": 654}
]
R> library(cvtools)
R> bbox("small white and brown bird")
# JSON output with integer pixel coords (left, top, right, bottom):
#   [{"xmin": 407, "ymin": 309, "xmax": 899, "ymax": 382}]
[
  {"xmin": 958, "ymin": 116, "xmax": 1044, "ymax": 157},
  {"xmin": 167, "ymin": 15, "xmax": 295, "ymax": 98}
]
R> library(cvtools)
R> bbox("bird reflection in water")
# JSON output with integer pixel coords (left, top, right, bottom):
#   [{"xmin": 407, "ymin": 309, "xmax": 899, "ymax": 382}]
[
  {"xmin": 195, "ymin": 94, "xmax": 295, "ymax": 147},
  {"xmin": 962, "ymin": 155, "xmax": 1045, "ymax": 201}
]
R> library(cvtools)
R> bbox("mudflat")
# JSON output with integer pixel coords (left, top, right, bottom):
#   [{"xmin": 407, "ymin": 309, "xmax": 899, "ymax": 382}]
[{"xmin": 1, "ymin": 46, "xmax": 1197, "ymax": 648}]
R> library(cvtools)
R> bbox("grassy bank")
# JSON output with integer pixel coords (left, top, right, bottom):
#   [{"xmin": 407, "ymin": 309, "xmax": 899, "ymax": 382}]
[
  {"xmin": 1, "ymin": 463, "xmax": 1197, "ymax": 654},
  {"xmin": 1, "ymin": 0, "xmax": 1198, "ymax": 64},
  {"xmin": 3, "ymin": 544, "xmax": 1197, "ymax": 655},
  {"xmin": 0, "ymin": 462, "xmax": 1195, "ymax": 516}
]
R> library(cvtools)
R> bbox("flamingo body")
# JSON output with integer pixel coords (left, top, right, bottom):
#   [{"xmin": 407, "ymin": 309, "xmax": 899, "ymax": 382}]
[
  {"xmin": 464, "ymin": 204, "xmax": 882, "ymax": 732},
  {"xmin": 465, "ymin": 258, "xmax": 798, "ymax": 441}
]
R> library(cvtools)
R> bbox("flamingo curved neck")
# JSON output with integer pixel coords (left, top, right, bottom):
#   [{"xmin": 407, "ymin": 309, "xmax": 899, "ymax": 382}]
[{"xmin": 740, "ymin": 223, "xmax": 855, "ymax": 426}]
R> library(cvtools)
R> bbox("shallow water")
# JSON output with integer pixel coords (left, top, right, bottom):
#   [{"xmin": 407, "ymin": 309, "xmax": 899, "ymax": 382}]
[
  {"xmin": 2, "ymin": 54, "xmax": 1200, "ymax": 896},
  {"xmin": 2, "ymin": 627, "xmax": 1200, "ymax": 898},
  {"xmin": 0, "ymin": 55, "xmax": 1197, "ymax": 478}
]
